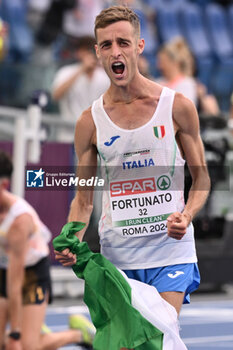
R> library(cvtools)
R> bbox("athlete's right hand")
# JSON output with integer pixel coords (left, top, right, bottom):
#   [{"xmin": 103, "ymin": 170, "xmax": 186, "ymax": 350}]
[{"xmin": 54, "ymin": 248, "xmax": 77, "ymax": 267}]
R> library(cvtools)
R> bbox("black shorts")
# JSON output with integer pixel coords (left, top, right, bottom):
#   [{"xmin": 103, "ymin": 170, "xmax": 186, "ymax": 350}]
[{"xmin": 0, "ymin": 257, "xmax": 52, "ymax": 305}]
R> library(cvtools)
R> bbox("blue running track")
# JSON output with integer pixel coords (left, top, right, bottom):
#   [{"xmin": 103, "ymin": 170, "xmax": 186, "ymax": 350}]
[{"xmin": 45, "ymin": 299, "xmax": 233, "ymax": 349}]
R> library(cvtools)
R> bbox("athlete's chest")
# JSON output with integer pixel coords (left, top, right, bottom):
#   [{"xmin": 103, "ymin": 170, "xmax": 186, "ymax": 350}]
[{"xmin": 103, "ymin": 98, "xmax": 159, "ymax": 130}]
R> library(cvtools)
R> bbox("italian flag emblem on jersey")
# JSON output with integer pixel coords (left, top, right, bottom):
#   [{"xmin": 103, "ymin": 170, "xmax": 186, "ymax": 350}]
[
  {"xmin": 154, "ymin": 125, "xmax": 165, "ymax": 139},
  {"xmin": 53, "ymin": 222, "xmax": 187, "ymax": 350}
]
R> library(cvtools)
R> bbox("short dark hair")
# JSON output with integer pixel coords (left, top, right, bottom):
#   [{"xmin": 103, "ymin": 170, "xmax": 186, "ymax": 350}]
[
  {"xmin": 95, "ymin": 6, "xmax": 140, "ymax": 39},
  {"xmin": 0, "ymin": 150, "xmax": 13, "ymax": 179}
]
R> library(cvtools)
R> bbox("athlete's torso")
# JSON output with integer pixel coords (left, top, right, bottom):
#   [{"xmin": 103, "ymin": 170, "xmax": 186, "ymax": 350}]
[
  {"xmin": 92, "ymin": 87, "xmax": 197, "ymax": 269},
  {"xmin": 0, "ymin": 197, "xmax": 51, "ymax": 268}
]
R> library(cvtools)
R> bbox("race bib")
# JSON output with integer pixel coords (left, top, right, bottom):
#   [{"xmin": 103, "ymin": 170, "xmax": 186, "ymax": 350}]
[{"xmin": 110, "ymin": 176, "xmax": 177, "ymax": 238}]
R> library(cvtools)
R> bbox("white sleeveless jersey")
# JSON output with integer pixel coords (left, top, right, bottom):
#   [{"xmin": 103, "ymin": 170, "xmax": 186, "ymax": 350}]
[
  {"xmin": 92, "ymin": 87, "xmax": 197, "ymax": 269},
  {"xmin": 0, "ymin": 197, "xmax": 51, "ymax": 268}
]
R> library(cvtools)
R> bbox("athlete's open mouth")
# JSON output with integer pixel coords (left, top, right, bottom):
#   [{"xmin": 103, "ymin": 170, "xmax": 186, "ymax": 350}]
[{"xmin": 112, "ymin": 62, "xmax": 125, "ymax": 75}]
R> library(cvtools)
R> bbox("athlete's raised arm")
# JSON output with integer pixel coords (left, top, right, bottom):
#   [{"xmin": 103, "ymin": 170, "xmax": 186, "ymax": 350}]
[
  {"xmin": 54, "ymin": 108, "xmax": 98, "ymax": 266},
  {"xmin": 167, "ymin": 93, "xmax": 210, "ymax": 240}
]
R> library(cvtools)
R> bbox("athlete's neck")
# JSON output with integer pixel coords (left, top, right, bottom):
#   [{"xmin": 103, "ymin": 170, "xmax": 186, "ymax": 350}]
[
  {"xmin": 106, "ymin": 91, "xmax": 140, "ymax": 105},
  {"xmin": 106, "ymin": 75, "xmax": 149, "ymax": 105}
]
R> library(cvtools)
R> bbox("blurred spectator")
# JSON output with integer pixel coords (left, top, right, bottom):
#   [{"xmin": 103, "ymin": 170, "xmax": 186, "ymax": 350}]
[
  {"xmin": 36, "ymin": 0, "xmax": 76, "ymax": 46},
  {"xmin": 0, "ymin": 0, "xmax": 33, "ymax": 62},
  {"xmin": 32, "ymin": 0, "xmax": 104, "ymax": 63},
  {"xmin": 63, "ymin": 0, "xmax": 103, "ymax": 37},
  {"xmin": 51, "ymin": 36, "xmax": 110, "ymax": 143},
  {"xmin": 157, "ymin": 37, "xmax": 197, "ymax": 104},
  {"xmin": 27, "ymin": 0, "xmax": 51, "ymax": 34},
  {"xmin": 157, "ymin": 37, "xmax": 220, "ymax": 116},
  {"xmin": 61, "ymin": 0, "xmax": 104, "ymax": 56},
  {"xmin": 138, "ymin": 54, "xmax": 155, "ymax": 80},
  {"xmin": 0, "ymin": 17, "xmax": 8, "ymax": 61},
  {"xmin": 196, "ymin": 79, "xmax": 220, "ymax": 116},
  {"xmin": 31, "ymin": 0, "xmax": 76, "ymax": 64},
  {"xmin": 28, "ymin": 0, "xmax": 51, "ymax": 13}
]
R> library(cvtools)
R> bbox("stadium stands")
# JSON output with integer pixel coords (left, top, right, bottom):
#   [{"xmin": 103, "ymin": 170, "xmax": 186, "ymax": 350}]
[
  {"xmin": 134, "ymin": 9, "xmax": 158, "ymax": 55},
  {"xmin": 145, "ymin": 0, "xmax": 187, "ymax": 11},
  {"xmin": 204, "ymin": 4, "xmax": 233, "ymax": 111},
  {"xmin": 180, "ymin": 2, "xmax": 214, "ymax": 86},
  {"xmin": 227, "ymin": 4, "xmax": 233, "ymax": 45},
  {"xmin": 181, "ymin": 3, "xmax": 212, "ymax": 59},
  {"xmin": 0, "ymin": 0, "xmax": 33, "ymax": 62},
  {"xmin": 0, "ymin": 0, "xmax": 232, "ymax": 111},
  {"xmin": 205, "ymin": 3, "xmax": 233, "ymax": 59},
  {"xmin": 156, "ymin": 5, "xmax": 182, "ymax": 43},
  {"xmin": 153, "ymin": 1, "xmax": 233, "ymax": 111},
  {"xmin": 134, "ymin": 8, "xmax": 158, "ymax": 76}
]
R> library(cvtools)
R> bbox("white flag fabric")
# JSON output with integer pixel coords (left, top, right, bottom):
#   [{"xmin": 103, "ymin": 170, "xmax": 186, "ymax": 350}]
[{"xmin": 122, "ymin": 271, "xmax": 187, "ymax": 349}]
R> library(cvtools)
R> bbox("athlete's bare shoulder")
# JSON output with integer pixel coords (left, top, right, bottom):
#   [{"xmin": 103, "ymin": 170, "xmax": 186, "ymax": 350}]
[
  {"xmin": 75, "ymin": 107, "xmax": 96, "ymax": 147},
  {"xmin": 76, "ymin": 107, "xmax": 94, "ymax": 131},
  {"xmin": 172, "ymin": 92, "xmax": 199, "ymax": 134},
  {"xmin": 8, "ymin": 213, "xmax": 34, "ymax": 244}
]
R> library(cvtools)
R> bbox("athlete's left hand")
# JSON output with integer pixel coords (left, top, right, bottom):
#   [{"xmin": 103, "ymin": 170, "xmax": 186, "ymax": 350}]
[
  {"xmin": 167, "ymin": 212, "xmax": 190, "ymax": 240},
  {"xmin": 54, "ymin": 248, "xmax": 77, "ymax": 267}
]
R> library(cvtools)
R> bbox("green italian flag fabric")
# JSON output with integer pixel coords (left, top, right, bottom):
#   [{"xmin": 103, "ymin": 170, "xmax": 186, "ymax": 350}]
[{"xmin": 53, "ymin": 222, "xmax": 187, "ymax": 350}]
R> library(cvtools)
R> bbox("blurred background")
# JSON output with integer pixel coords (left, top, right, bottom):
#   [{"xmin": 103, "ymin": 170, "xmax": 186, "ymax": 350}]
[{"xmin": 0, "ymin": 0, "xmax": 233, "ymax": 298}]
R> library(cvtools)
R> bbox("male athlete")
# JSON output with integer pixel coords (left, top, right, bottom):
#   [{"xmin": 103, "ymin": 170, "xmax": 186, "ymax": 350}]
[
  {"xmin": 55, "ymin": 5, "xmax": 210, "ymax": 325},
  {"xmin": 0, "ymin": 150, "xmax": 94, "ymax": 350}
]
